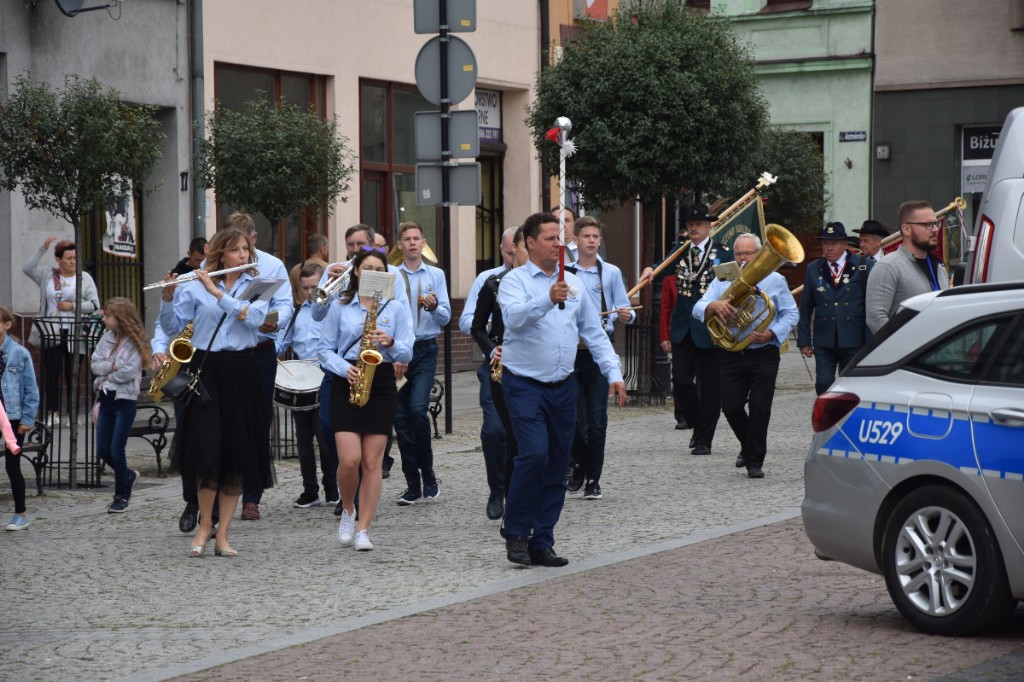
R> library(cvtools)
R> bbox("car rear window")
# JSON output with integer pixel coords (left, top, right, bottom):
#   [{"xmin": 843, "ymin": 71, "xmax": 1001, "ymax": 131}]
[
  {"xmin": 843, "ymin": 307, "xmax": 919, "ymax": 373},
  {"xmin": 906, "ymin": 317, "xmax": 1012, "ymax": 381}
]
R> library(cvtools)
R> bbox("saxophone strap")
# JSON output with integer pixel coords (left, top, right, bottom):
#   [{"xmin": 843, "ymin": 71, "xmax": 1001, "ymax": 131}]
[{"xmin": 341, "ymin": 299, "xmax": 391, "ymax": 360}]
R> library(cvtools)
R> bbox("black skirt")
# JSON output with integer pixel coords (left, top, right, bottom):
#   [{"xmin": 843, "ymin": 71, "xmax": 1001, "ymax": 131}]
[
  {"xmin": 330, "ymin": 362, "xmax": 397, "ymax": 435},
  {"xmin": 182, "ymin": 349, "xmax": 275, "ymax": 495}
]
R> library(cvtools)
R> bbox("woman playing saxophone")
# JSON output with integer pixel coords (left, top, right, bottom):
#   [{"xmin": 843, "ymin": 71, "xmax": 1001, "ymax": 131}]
[{"xmin": 315, "ymin": 247, "xmax": 413, "ymax": 551}]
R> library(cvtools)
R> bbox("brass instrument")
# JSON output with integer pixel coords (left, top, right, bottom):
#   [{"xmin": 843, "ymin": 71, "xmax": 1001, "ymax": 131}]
[
  {"xmin": 706, "ymin": 224, "xmax": 805, "ymax": 352},
  {"xmin": 876, "ymin": 196, "xmax": 968, "ymax": 252},
  {"xmin": 386, "ymin": 242, "xmax": 438, "ymax": 266},
  {"xmin": 626, "ymin": 172, "xmax": 777, "ymax": 298},
  {"xmin": 349, "ymin": 293, "xmax": 384, "ymax": 407},
  {"xmin": 142, "ymin": 264, "xmax": 253, "ymax": 291},
  {"xmin": 313, "ymin": 268, "xmax": 350, "ymax": 306},
  {"xmin": 149, "ymin": 321, "xmax": 195, "ymax": 400}
]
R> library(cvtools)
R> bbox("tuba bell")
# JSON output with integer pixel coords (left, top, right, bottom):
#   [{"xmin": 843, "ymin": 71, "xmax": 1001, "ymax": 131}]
[{"xmin": 706, "ymin": 224, "xmax": 805, "ymax": 352}]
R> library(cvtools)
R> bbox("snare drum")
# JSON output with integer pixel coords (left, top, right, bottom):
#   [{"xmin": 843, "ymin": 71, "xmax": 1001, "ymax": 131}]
[{"xmin": 274, "ymin": 360, "xmax": 325, "ymax": 411}]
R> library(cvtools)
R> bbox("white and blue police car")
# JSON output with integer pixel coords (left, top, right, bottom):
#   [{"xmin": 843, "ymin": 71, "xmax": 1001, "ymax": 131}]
[{"xmin": 803, "ymin": 282, "xmax": 1024, "ymax": 636}]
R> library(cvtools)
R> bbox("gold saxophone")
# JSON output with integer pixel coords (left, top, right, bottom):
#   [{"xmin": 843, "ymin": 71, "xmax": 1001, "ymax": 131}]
[
  {"xmin": 149, "ymin": 321, "xmax": 195, "ymax": 400},
  {"xmin": 490, "ymin": 354, "xmax": 502, "ymax": 383},
  {"xmin": 349, "ymin": 294, "xmax": 384, "ymax": 407}
]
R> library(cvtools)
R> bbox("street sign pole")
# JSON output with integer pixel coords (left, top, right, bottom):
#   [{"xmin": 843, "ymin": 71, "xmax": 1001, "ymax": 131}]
[
  {"xmin": 439, "ymin": 0, "xmax": 453, "ymax": 435},
  {"xmin": 414, "ymin": 0, "xmax": 478, "ymax": 435}
]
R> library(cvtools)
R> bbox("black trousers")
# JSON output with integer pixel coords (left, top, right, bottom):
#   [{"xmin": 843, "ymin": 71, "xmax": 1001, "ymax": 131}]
[
  {"xmin": 489, "ymin": 376, "xmax": 518, "ymax": 497},
  {"xmin": 720, "ymin": 345, "xmax": 781, "ymax": 468},
  {"xmin": 672, "ymin": 335, "xmax": 724, "ymax": 449}
]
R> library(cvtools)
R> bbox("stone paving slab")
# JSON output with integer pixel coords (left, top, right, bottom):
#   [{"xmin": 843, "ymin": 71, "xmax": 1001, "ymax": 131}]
[
  {"xmin": 167, "ymin": 518, "xmax": 1024, "ymax": 682},
  {"xmin": 4, "ymin": 350, "xmax": 1020, "ymax": 681}
]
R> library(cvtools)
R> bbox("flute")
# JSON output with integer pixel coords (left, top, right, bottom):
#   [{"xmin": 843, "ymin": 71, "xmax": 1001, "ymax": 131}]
[
  {"xmin": 599, "ymin": 305, "xmax": 643, "ymax": 316},
  {"xmin": 142, "ymin": 264, "xmax": 253, "ymax": 290}
]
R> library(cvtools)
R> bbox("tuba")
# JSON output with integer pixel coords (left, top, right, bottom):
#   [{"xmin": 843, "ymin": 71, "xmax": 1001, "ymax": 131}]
[
  {"xmin": 149, "ymin": 321, "xmax": 195, "ymax": 400},
  {"xmin": 349, "ymin": 293, "xmax": 384, "ymax": 407},
  {"xmin": 706, "ymin": 224, "xmax": 805, "ymax": 352}
]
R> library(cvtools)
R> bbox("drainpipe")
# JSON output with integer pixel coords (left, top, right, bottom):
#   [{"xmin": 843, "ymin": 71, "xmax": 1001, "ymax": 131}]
[
  {"xmin": 189, "ymin": 0, "xmax": 205, "ymax": 238},
  {"xmin": 540, "ymin": 0, "xmax": 551, "ymax": 211}
]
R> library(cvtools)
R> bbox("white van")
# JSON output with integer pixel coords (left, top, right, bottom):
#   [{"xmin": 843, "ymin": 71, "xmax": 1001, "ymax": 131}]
[{"xmin": 966, "ymin": 107, "xmax": 1024, "ymax": 283}]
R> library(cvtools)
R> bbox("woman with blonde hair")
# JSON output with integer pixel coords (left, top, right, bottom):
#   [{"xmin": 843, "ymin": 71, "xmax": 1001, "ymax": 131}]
[
  {"xmin": 91, "ymin": 298, "xmax": 151, "ymax": 513},
  {"xmin": 159, "ymin": 227, "xmax": 274, "ymax": 557}
]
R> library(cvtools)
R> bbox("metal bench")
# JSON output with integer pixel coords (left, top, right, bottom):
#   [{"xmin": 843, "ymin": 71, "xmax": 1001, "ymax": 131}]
[
  {"xmin": 20, "ymin": 424, "xmax": 52, "ymax": 496},
  {"xmin": 128, "ymin": 402, "xmax": 174, "ymax": 477},
  {"xmin": 429, "ymin": 378, "xmax": 443, "ymax": 439}
]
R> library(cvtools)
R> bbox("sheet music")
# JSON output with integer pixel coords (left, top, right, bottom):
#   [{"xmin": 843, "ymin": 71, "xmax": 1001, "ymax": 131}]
[
  {"xmin": 238, "ymin": 277, "xmax": 286, "ymax": 302},
  {"xmin": 713, "ymin": 262, "xmax": 741, "ymax": 282},
  {"xmin": 359, "ymin": 270, "xmax": 395, "ymax": 300}
]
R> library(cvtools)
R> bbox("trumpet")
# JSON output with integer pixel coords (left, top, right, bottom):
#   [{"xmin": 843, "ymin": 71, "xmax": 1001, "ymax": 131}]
[
  {"xmin": 142, "ymin": 264, "xmax": 254, "ymax": 291},
  {"xmin": 313, "ymin": 268, "xmax": 351, "ymax": 306}
]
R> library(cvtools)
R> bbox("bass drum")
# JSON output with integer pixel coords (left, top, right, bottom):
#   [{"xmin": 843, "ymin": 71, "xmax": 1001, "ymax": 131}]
[{"xmin": 274, "ymin": 360, "xmax": 325, "ymax": 411}]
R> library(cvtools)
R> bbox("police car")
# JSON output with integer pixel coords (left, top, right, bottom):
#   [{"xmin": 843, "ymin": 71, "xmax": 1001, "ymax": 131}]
[{"xmin": 802, "ymin": 282, "xmax": 1024, "ymax": 636}]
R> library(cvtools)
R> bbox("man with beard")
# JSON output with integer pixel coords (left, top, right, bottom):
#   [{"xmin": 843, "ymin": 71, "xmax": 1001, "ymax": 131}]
[{"xmin": 866, "ymin": 201, "xmax": 949, "ymax": 334}]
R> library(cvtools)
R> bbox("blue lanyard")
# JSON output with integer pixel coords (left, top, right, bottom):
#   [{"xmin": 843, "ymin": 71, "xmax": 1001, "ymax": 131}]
[{"xmin": 924, "ymin": 254, "xmax": 940, "ymax": 291}]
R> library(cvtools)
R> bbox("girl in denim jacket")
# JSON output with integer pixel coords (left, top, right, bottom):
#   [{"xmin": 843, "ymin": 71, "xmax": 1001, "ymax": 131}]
[
  {"xmin": 91, "ymin": 298, "xmax": 151, "ymax": 513},
  {"xmin": 1, "ymin": 306, "xmax": 39, "ymax": 531}
]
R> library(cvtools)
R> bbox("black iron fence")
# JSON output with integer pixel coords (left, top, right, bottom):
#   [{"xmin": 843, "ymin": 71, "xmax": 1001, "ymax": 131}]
[{"xmin": 32, "ymin": 315, "xmax": 105, "ymax": 488}]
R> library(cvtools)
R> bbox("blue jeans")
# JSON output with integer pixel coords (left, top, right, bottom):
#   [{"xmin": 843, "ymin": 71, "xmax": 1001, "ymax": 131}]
[
  {"xmin": 570, "ymin": 349, "xmax": 610, "ymax": 483},
  {"xmin": 395, "ymin": 339, "xmax": 438, "ymax": 492},
  {"xmin": 502, "ymin": 371, "xmax": 578, "ymax": 550},
  {"xmin": 477, "ymin": 362, "xmax": 507, "ymax": 494},
  {"xmin": 813, "ymin": 347, "xmax": 858, "ymax": 396},
  {"xmin": 243, "ymin": 342, "xmax": 277, "ymax": 505},
  {"xmin": 96, "ymin": 391, "xmax": 137, "ymax": 500}
]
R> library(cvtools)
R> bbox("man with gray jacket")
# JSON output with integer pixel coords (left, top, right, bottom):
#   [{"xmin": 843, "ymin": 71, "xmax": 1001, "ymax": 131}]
[{"xmin": 866, "ymin": 200, "xmax": 949, "ymax": 333}]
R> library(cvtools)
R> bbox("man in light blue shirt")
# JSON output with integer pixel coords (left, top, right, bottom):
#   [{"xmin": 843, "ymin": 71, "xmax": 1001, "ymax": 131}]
[
  {"xmin": 278, "ymin": 263, "xmax": 338, "ymax": 509},
  {"xmin": 458, "ymin": 226, "xmax": 516, "ymax": 521},
  {"xmin": 499, "ymin": 212, "xmax": 627, "ymax": 567},
  {"xmin": 393, "ymin": 222, "xmax": 451, "ymax": 505},
  {"xmin": 693, "ymin": 232, "xmax": 798, "ymax": 479},
  {"xmin": 565, "ymin": 216, "xmax": 634, "ymax": 501}
]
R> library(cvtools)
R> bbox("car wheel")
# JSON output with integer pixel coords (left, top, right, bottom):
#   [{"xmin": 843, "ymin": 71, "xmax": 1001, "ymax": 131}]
[{"xmin": 881, "ymin": 484, "xmax": 1015, "ymax": 636}]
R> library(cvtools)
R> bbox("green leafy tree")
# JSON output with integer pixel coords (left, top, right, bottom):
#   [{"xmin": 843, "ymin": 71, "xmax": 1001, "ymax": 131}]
[
  {"xmin": 734, "ymin": 128, "xmax": 829, "ymax": 236},
  {"xmin": 527, "ymin": 0, "xmax": 769, "ymax": 263},
  {"xmin": 0, "ymin": 74, "xmax": 164, "ymax": 478},
  {"xmin": 196, "ymin": 96, "xmax": 356, "ymax": 231}
]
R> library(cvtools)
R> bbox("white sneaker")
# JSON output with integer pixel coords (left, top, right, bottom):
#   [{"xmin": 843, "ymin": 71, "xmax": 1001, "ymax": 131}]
[
  {"xmin": 6, "ymin": 514, "xmax": 30, "ymax": 531},
  {"xmin": 337, "ymin": 509, "xmax": 355, "ymax": 545},
  {"xmin": 354, "ymin": 530, "xmax": 374, "ymax": 551}
]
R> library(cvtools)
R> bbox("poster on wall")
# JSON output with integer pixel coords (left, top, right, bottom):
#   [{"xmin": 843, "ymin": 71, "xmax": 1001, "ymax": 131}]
[{"xmin": 103, "ymin": 177, "xmax": 137, "ymax": 258}]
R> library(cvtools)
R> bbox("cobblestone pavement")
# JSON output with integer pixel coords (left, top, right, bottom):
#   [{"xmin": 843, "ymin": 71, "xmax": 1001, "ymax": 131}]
[
  {"xmin": 171, "ymin": 518, "xmax": 1024, "ymax": 682},
  {"xmin": 1, "ymin": 350, "xmax": 1021, "ymax": 681}
]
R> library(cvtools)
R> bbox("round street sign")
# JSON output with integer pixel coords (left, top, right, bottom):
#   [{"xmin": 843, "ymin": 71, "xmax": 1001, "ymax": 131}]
[{"xmin": 414, "ymin": 35, "xmax": 478, "ymax": 106}]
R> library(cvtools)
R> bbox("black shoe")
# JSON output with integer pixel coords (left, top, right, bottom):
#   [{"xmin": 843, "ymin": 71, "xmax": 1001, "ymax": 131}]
[
  {"xmin": 381, "ymin": 467, "xmax": 390, "ymax": 480},
  {"xmin": 178, "ymin": 501, "xmax": 199, "ymax": 533},
  {"xmin": 382, "ymin": 455, "xmax": 393, "ymax": 479},
  {"xmin": 506, "ymin": 536, "xmax": 531, "ymax": 565},
  {"xmin": 691, "ymin": 444, "xmax": 711, "ymax": 456},
  {"xmin": 528, "ymin": 547, "xmax": 569, "ymax": 567},
  {"xmin": 747, "ymin": 466, "xmax": 765, "ymax": 479},
  {"xmin": 566, "ymin": 463, "xmax": 584, "ymax": 493},
  {"xmin": 688, "ymin": 434, "xmax": 697, "ymax": 449},
  {"xmin": 735, "ymin": 453, "xmax": 747, "ymax": 468},
  {"xmin": 486, "ymin": 491, "xmax": 504, "ymax": 520},
  {"xmin": 334, "ymin": 500, "xmax": 343, "ymax": 517},
  {"xmin": 675, "ymin": 419, "xmax": 691, "ymax": 430},
  {"xmin": 583, "ymin": 480, "xmax": 602, "ymax": 500}
]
